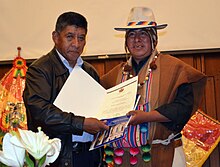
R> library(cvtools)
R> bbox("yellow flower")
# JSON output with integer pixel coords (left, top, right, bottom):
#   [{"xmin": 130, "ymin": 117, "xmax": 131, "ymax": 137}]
[{"xmin": 0, "ymin": 133, "xmax": 25, "ymax": 167}]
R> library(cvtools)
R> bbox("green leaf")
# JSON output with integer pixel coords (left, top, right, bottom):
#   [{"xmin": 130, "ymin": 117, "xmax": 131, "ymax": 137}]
[
  {"xmin": 25, "ymin": 152, "xmax": 34, "ymax": 167},
  {"xmin": 0, "ymin": 161, "xmax": 8, "ymax": 167},
  {"xmin": 0, "ymin": 130, "xmax": 5, "ymax": 137},
  {"xmin": 0, "ymin": 131, "xmax": 4, "ymax": 151},
  {"xmin": 38, "ymin": 154, "xmax": 46, "ymax": 167}
]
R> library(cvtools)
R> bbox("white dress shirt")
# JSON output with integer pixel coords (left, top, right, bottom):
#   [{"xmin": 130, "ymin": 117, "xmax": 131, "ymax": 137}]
[{"xmin": 56, "ymin": 49, "xmax": 94, "ymax": 142}]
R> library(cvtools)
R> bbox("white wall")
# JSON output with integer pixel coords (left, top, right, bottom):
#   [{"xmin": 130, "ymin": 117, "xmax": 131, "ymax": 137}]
[{"xmin": 0, "ymin": 0, "xmax": 220, "ymax": 61}]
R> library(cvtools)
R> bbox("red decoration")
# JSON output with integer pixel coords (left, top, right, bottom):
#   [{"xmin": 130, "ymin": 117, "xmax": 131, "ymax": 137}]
[{"xmin": 0, "ymin": 47, "xmax": 27, "ymax": 132}]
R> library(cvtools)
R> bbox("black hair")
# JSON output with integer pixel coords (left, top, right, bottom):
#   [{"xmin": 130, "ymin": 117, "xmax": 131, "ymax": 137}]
[{"xmin": 55, "ymin": 11, "xmax": 87, "ymax": 33}]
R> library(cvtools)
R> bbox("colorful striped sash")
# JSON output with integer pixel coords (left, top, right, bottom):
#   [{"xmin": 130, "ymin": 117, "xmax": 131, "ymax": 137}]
[{"xmin": 112, "ymin": 71, "xmax": 153, "ymax": 148}]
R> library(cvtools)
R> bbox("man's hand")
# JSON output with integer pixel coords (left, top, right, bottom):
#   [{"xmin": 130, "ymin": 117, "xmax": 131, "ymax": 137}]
[
  {"xmin": 83, "ymin": 118, "xmax": 109, "ymax": 134},
  {"xmin": 127, "ymin": 110, "xmax": 170, "ymax": 125},
  {"xmin": 127, "ymin": 110, "xmax": 147, "ymax": 125}
]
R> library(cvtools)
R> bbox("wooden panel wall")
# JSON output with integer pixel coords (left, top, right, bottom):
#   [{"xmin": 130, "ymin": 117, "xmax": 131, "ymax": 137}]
[{"xmin": 0, "ymin": 51, "xmax": 219, "ymax": 167}]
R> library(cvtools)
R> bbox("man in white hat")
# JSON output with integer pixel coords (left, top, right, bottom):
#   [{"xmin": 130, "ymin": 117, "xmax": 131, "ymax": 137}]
[{"xmin": 101, "ymin": 7, "xmax": 207, "ymax": 167}]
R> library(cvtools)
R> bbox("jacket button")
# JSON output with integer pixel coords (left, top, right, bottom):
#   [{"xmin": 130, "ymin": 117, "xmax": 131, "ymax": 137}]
[{"xmin": 64, "ymin": 162, "xmax": 69, "ymax": 166}]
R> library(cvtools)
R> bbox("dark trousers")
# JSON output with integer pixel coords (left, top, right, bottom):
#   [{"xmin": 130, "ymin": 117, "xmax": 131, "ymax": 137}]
[
  {"xmin": 72, "ymin": 142, "xmax": 104, "ymax": 167},
  {"xmin": 72, "ymin": 148, "xmax": 103, "ymax": 167},
  {"xmin": 47, "ymin": 142, "xmax": 105, "ymax": 167}
]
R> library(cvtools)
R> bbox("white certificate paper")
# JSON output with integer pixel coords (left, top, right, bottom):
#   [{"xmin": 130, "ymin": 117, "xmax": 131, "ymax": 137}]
[
  {"xmin": 54, "ymin": 66, "xmax": 138, "ymax": 120},
  {"xmin": 96, "ymin": 76, "xmax": 138, "ymax": 119}
]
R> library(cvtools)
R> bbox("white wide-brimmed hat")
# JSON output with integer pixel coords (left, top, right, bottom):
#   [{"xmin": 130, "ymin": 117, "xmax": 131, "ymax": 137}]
[{"xmin": 115, "ymin": 7, "xmax": 167, "ymax": 31}]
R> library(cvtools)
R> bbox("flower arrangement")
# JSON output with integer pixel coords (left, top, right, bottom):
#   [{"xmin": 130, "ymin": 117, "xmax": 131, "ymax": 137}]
[{"xmin": 0, "ymin": 127, "xmax": 61, "ymax": 167}]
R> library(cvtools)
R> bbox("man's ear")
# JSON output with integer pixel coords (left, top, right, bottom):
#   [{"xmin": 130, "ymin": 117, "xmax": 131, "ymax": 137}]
[{"xmin": 52, "ymin": 31, "xmax": 58, "ymax": 43}]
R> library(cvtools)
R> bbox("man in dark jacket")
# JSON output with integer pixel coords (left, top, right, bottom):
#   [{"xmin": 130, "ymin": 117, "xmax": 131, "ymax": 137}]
[{"xmin": 23, "ymin": 11, "xmax": 109, "ymax": 167}]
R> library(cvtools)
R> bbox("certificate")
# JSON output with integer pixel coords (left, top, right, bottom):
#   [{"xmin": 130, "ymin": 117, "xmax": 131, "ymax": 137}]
[
  {"xmin": 54, "ymin": 66, "xmax": 138, "ymax": 120},
  {"xmin": 96, "ymin": 76, "xmax": 138, "ymax": 119}
]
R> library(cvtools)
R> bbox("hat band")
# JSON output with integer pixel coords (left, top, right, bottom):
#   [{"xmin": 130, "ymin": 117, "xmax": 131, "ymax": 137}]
[{"xmin": 127, "ymin": 21, "xmax": 157, "ymax": 27}]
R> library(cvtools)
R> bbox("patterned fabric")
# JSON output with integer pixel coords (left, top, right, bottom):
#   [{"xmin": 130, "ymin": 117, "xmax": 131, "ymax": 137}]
[
  {"xmin": 127, "ymin": 21, "xmax": 156, "ymax": 26},
  {"xmin": 117, "ymin": 72, "xmax": 152, "ymax": 148},
  {"xmin": 0, "ymin": 48, "xmax": 27, "ymax": 132}
]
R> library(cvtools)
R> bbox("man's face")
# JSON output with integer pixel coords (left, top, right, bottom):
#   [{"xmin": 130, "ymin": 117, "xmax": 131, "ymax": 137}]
[
  {"xmin": 53, "ymin": 25, "xmax": 86, "ymax": 67},
  {"xmin": 126, "ymin": 29, "xmax": 152, "ymax": 64}
]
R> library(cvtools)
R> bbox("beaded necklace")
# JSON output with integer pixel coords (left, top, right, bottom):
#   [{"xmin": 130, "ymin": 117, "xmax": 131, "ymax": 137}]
[{"xmin": 122, "ymin": 53, "xmax": 158, "ymax": 87}]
